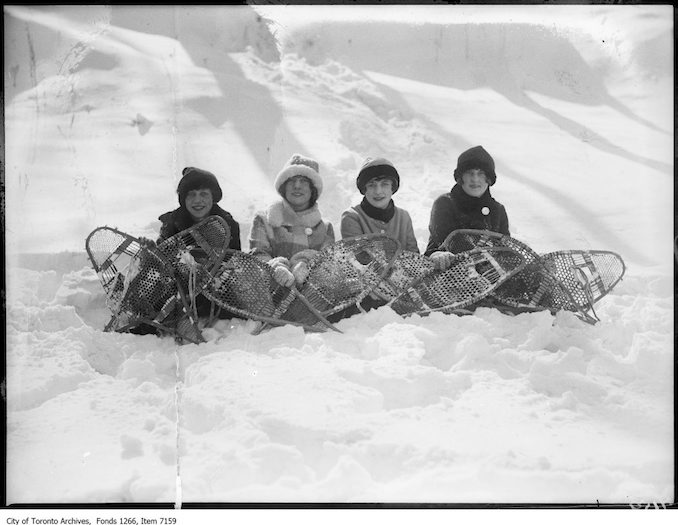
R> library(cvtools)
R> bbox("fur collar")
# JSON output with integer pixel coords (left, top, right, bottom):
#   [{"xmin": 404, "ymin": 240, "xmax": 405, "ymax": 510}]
[{"xmin": 265, "ymin": 200, "xmax": 323, "ymax": 228}]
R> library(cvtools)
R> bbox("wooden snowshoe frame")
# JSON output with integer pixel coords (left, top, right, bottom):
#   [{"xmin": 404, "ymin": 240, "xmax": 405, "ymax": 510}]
[
  {"xmin": 388, "ymin": 246, "xmax": 527, "ymax": 317},
  {"xmin": 201, "ymin": 250, "xmax": 340, "ymax": 333},
  {"xmin": 203, "ymin": 234, "xmax": 403, "ymax": 333},
  {"xmin": 157, "ymin": 215, "xmax": 232, "ymax": 292},
  {"xmin": 442, "ymin": 229, "xmax": 626, "ymax": 324},
  {"xmin": 297, "ymin": 234, "xmax": 403, "ymax": 318},
  {"xmin": 293, "ymin": 234, "xmax": 526, "ymax": 321},
  {"xmin": 372, "ymin": 250, "xmax": 437, "ymax": 302},
  {"xmin": 540, "ymin": 249, "xmax": 626, "ymax": 309},
  {"xmin": 85, "ymin": 216, "xmax": 231, "ymax": 344}
]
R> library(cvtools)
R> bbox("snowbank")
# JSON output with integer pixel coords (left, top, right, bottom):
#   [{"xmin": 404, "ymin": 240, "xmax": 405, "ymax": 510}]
[{"xmin": 5, "ymin": 243, "xmax": 674, "ymax": 503}]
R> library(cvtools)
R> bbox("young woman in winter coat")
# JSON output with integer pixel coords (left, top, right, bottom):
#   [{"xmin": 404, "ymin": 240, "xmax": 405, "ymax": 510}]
[
  {"xmin": 340, "ymin": 157, "xmax": 419, "ymax": 253},
  {"xmin": 330, "ymin": 157, "xmax": 419, "ymax": 321},
  {"xmin": 132, "ymin": 167, "xmax": 242, "ymax": 332},
  {"xmin": 425, "ymin": 145, "xmax": 509, "ymax": 270},
  {"xmin": 249, "ymin": 154, "xmax": 335, "ymax": 287}
]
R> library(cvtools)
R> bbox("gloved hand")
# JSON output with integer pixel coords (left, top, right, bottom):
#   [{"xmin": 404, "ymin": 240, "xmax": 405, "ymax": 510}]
[
  {"xmin": 292, "ymin": 261, "xmax": 310, "ymax": 286},
  {"xmin": 272, "ymin": 265, "xmax": 295, "ymax": 287},
  {"xmin": 429, "ymin": 251, "xmax": 456, "ymax": 271},
  {"xmin": 268, "ymin": 256, "xmax": 291, "ymax": 269},
  {"xmin": 290, "ymin": 249, "xmax": 319, "ymax": 267},
  {"xmin": 267, "ymin": 257, "xmax": 294, "ymax": 287}
]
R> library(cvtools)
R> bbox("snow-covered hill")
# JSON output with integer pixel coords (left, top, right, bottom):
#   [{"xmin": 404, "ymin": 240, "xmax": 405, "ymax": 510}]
[
  {"xmin": 5, "ymin": 5, "xmax": 672, "ymax": 266},
  {"xmin": 3, "ymin": 4, "xmax": 674, "ymax": 506}
]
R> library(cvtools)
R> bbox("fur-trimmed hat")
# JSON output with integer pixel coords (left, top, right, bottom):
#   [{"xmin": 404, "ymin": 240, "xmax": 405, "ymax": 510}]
[
  {"xmin": 177, "ymin": 167, "xmax": 223, "ymax": 207},
  {"xmin": 453, "ymin": 146, "xmax": 497, "ymax": 186},
  {"xmin": 274, "ymin": 154, "xmax": 323, "ymax": 198},
  {"xmin": 356, "ymin": 157, "xmax": 400, "ymax": 195}
]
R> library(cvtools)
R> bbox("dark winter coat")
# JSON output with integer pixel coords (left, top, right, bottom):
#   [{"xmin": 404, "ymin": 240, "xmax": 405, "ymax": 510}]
[
  {"xmin": 157, "ymin": 204, "xmax": 241, "ymax": 250},
  {"xmin": 155, "ymin": 204, "xmax": 241, "ymax": 321},
  {"xmin": 424, "ymin": 183, "xmax": 509, "ymax": 255}
]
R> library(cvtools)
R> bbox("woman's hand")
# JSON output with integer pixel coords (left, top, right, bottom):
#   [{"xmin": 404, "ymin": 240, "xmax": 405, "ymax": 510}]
[
  {"xmin": 272, "ymin": 265, "xmax": 295, "ymax": 287},
  {"xmin": 429, "ymin": 251, "xmax": 456, "ymax": 271},
  {"xmin": 268, "ymin": 256, "xmax": 291, "ymax": 269},
  {"xmin": 292, "ymin": 261, "xmax": 310, "ymax": 286},
  {"xmin": 268, "ymin": 257, "xmax": 294, "ymax": 287},
  {"xmin": 289, "ymin": 250, "xmax": 319, "ymax": 266}
]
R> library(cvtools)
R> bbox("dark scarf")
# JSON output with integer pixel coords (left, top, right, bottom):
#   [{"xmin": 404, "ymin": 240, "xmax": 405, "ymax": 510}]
[
  {"xmin": 450, "ymin": 183, "xmax": 494, "ymax": 213},
  {"xmin": 360, "ymin": 197, "xmax": 395, "ymax": 222}
]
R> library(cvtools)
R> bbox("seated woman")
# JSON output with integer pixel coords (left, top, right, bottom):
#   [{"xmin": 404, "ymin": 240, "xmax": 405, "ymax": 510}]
[
  {"xmin": 139, "ymin": 166, "xmax": 242, "ymax": 329},
  {"xmin": 333, "ymin": 157, "xmax": 419, "ymax": 320},
  {"xmin": 249, "ymin": 154, "xmax": 335, "ymax": 287},
  {"xmin": 425, "ymin": 145, "xmax": 510, "ymax": 270}
]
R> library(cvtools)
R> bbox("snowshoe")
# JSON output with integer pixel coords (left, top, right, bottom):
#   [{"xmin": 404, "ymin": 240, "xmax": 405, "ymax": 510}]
[
  {"xmin": 201, "ymin": 250, "xmax": 338, "ymax": 333},
  {"xmin": 388, "ymin": 246, "xmax": 526, "ymax": 316},
  {"xmin": 294, "ymin": 234, "xmax": 402, "ymax": 318},
  {"xmin": 85, "ymin": 216, "xmax": 231, "ymax": 343},
  {"xmin": 442, "ymin": 229, "xmax": 625, "ymax": 323}
]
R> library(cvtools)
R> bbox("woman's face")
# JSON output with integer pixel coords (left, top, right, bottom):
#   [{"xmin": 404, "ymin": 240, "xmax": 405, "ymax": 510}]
[
  {"xmin": 460, "ymin": 169, "xmax": 489, "ymax": 197},
  {"xmin": 364, "ymin": 177, "xmax": 394, "ymax": 209},
  {"xmin": 185, "ymin": 187, "xmax": 213, "ymax": 221},
  {"xmin": 285, "ymin": 175, "xmax": 313, "ymax": 211}
]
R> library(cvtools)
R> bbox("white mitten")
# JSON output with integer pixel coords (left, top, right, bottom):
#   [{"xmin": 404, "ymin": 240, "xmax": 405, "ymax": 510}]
[
  {"xmin": 429, "ymin": 251, "xmax": 456, "ymax": 271},
  {"xmin": 292, "ymin": 261, "xmax": 310, "ymax": 286},
  {"xmin": 272, "ymin": 265, "xmax": 295, "ymax": 287},
  {"xmin": 289, "ymin": 249, "xmax": 319, "ymax": 267},
  {"xmin": 268, "ymin": 256, "xmax": 291, "ymax": 269}
]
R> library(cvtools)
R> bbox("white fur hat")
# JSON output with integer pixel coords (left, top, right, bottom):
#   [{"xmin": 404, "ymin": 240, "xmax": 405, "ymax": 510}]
[{"xmin": 274, "ymin": 154, "xmax": 323, "ymax": 197}]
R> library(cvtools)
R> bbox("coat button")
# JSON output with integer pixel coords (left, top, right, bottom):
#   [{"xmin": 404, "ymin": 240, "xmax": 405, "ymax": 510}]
[
  {"xmin": 305, "ymin": 227, "xmax": 313, "ymax": 236},
  {"xmin": 481, "ymin": 207, "xmax": 490, "ymax": 216}
]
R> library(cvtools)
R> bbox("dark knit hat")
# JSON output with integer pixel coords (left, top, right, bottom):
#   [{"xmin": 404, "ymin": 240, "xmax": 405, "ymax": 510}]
[
  {"xmin": 356, "ymin": 157, "xmax": 400, "ymax": 195},
  {"xmin": 453, "ymin": 146, "xmax": 497, "ymax": 186},
  {"xmin": 177, "ymin": 167, "xmax": 223, "ymax": 207}
]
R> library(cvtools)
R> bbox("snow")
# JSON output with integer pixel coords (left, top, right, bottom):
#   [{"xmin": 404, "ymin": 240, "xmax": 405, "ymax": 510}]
[{"xmin": 3, "ymin": 3, "xmax": 674, "ymax": 511}]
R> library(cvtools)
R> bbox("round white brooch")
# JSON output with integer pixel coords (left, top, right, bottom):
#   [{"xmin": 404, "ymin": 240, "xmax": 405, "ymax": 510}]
[
  {"xmin": 481, "ymin": 207, "xmax": 490, "ymax": 216},
  {"xmin": 305, "ymin": 227, "xmax": 313, "ymax": 236}
]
